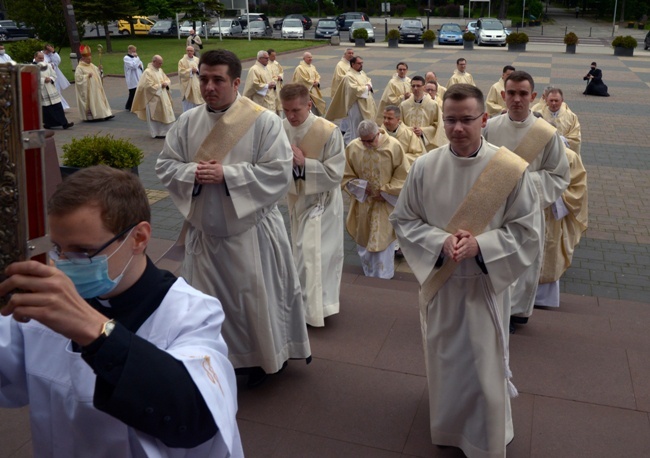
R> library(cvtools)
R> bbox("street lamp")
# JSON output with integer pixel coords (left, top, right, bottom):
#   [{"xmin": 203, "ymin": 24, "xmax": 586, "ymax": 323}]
[{"xmin": 612, "ymin": 0, "xmax": 618, "ymax": 36}]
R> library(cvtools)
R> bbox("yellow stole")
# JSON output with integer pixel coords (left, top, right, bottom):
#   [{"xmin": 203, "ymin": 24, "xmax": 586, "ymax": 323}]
[
  {"xmin": 419, "ymin": 146, "xmax": 529, "ymax": 308},
  {"xmin": 298, "ymin": 118, "xmax": 337, "ymax": 160},
  {"xmin": 513, "ymin": 117, "xmax": 556, "ymax": 164}
]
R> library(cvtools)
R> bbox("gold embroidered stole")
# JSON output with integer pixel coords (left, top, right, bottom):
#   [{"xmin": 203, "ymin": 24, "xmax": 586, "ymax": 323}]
[
  {"xmin": 298, "ymin": 118, "xmax": 337, "ymax": 160},
  {"xmin": 513, "ymin": 117, "xmax": 556, "ymax": 164},
  {"xmin": 419, "ymin": 146, "xmax": 529, "ymax": 308},
  {"xmin": 193, "ymin": 97, "xmax": 266, "ymax": 163}
]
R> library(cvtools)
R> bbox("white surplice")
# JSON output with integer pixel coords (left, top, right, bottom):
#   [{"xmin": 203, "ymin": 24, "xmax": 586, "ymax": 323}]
[
  {"xmin": 156, "ymin": 99, "xmax": 311, "ymax": 373},
  {"xmin": 284, "ymin": 113, "xmax": 345, "ymax": 327},
  {"xmin": 484, "ymin": 113, "xmax": 569, "ymax": 317},
  {"xmin": 389, "ymin": 141, "xmax": 541, "ymax": 458}
]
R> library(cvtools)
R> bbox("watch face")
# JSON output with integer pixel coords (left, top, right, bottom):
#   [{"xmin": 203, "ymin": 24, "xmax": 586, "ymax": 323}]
[{"xmin": 104, "ymin": 320, "xmax": 116, "ymax": 337}]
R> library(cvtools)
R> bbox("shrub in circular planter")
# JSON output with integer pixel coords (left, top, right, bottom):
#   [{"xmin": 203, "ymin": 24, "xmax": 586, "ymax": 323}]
[
  {"xmin": 463, "ymin": 31, "xmax": 476, "ymax": 42},
  {"xmin": 352, "ymin": 27, "xmax": 369, "ymax": 40},
  {"xmin": 506, "ymin": 32, "xmax": 529, "ymax": 44},
  {"xmin": 62, "ymin": 133, "xmax": 144, "ymax": 170},
  {"xmin": 422, "ymin": 29, "xmax": 436, "ymax": 42},
  {"xmin": 564, "ymin": 32, "xmax": 579, "ymax": 45},
  {"xmin": 387, "ymin": 29, "xmax": 400, "ymax": 40},
  {"xmin": 612, "ymin": 35, "xmax": 638, "ymax": 56}
]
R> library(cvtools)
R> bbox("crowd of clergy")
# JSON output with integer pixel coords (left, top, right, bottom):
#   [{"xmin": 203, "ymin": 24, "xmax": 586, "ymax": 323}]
[{"xmin": 20, "ymin": 44, "xmax": 591, "ymax": 458}]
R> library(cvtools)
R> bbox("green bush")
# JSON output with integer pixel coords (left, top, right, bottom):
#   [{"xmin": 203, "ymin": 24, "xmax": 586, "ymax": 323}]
[
  {"xmin": 387, "ymin": 29, "xmax": 400, "ymax": 40},
  {"xmin": 7, "ymin": 39, "xmax": 47, "ymax": 64},
  {"xmin": 422, "ymin": 29, "xmax": 436, "ymax": 41},
  {"xmin": 62, "ymin": 134, "xmax": 144, "ymax": 169},
  {"xmin": 564, "ymin": 32, "xmax": 579, "ymax": 45},
  {"xmin": 611, "ymin": 35, "xmax": 638, "ymax": 48},
  {"xmin": 506, "ymin": 32, "xmax": 529, "ymax": 44},
  {"xmin": 463, "ymin": 31, "xmax": 476, "ymax": 41},
  {"xmin": 352, "ymin": 28, "xmax": 369, "ymax": 40}
]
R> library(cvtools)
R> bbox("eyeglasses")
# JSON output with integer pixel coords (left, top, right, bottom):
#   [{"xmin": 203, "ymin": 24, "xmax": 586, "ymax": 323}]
[
  {"xmin": 360, "ymin": 132, "xmax": 379, "ymax": 145},
  {"xmin": 49, "ymin": 223, "xmax": 137, "ymax": 265},
  {"xmin": 442, "ymin": 112, "xmax": 484, "ymax": 126}
]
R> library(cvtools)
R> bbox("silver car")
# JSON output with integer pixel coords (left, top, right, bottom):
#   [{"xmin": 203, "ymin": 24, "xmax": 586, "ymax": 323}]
[
  {"xmin": 349, "ymin": 21, "xmax": 375, "ymax": 42},
  {"xmin": 210, "ymin": 19, "xmax": 242, "ymax": 37}
]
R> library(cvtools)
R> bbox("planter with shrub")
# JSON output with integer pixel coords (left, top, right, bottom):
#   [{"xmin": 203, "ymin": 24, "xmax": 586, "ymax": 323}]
[
  {"xmin": 463, "ymin": 32, "xmax": 475, "ymax": 49},
  {"xmin": 387, "ymin": 28, "xmax": 400, "ymax": 48},
  {"xmin": 506, "ymin": 32, "xmax": 529, "ymax": 52},
  {"xmin": 422, "ymin": 29, "xmax": 435, "ymax": 49},
  {"xmin": 612, "ymin": 35, "xmax": 637, "ymax": 56},
  {"xmin": 564, "ymin": 32, "xmax": 579, "ymax": 54},
  {"xmin": 352, "ymin": 27, "xmax": 368, "ymax": 47},
  {"xmin": 61, "ymin": 133, "xmax": 144, "ymax": 178}
]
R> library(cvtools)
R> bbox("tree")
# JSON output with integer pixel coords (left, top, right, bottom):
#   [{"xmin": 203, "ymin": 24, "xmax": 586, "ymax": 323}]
[
  {"xmin": 170, "ymin": 0, "xmax": 225, "ymax": 23},
  {"xmin": 72, "ymin": 0, "xmax": 139, "ymax": 52},
  {"xmin": 4, "ymin": 0, "xmax": 83, "ymax": 47}
]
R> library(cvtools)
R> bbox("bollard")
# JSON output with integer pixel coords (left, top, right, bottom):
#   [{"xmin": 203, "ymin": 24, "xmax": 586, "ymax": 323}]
[
  {"xmin": 385, "ymin": 18, "xmax": 388, "ymax": 37},
  {"xmin": 565, "ymin": 26, "xmax": 567, "ymax": 35},
  {"xmin": 541, "ymin": 25, "xmax": 544, "ymax": 35},
  {"xmin": 69, "ymin": 52, "xmax": 79, "ymax": 71},
  {"xmin": 589, "ymin": 27, "xmax": 592, "ymax": 37}
]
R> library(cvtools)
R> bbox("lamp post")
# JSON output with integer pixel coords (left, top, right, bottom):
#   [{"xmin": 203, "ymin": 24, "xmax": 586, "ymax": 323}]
[
  {"xmin": 612, "ymin": 0, "xmax": 618, "ymax": 36},
  {"xmin": 522, "ymin": 0, "xmax": 526, "ymax": 28}
]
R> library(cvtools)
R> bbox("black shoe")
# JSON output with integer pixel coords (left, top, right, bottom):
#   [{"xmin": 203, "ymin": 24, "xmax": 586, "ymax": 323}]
[
  {"xmin": 63, "ymin": 122, "xmax": 74, "ymax": 129},
  {"xmin": 395, "ymin": 248, "xmax": 404, "ymax": 258},
  {"xmin": 509, "ymin": 322, "xmax": 516, "ymax": 334},
  {"xmin": 247, "ymin": 367, "xmax": 267, "ymax": 388},
  {"xmin": 510, "ymin": 316, "xmax": 528, "ymax": 325},
  {"xmin": 43, "ymin": 125, "xmax": 52, "ymax": 129},
  {"xmin": 104, "ymin": 115, "xmax": 115, "ymax": 121}
]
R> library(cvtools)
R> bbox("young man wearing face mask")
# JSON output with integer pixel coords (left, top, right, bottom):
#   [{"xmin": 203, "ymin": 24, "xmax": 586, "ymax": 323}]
[
  {"xmin": 0, "ymin": 45, "xmax": 13, "ymax": 63},
  {"xmin": 0, "ymin": 166, "xmax": 243, "ymax": 457}
]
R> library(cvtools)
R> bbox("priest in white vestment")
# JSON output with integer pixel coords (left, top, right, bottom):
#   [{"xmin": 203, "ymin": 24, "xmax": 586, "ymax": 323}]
[
  {"xmin": 291, "ymin": 52, "xmax": 327, "ymax": 116},
  {"xmin": 242, "ymin": 50, "xmax": 277, "ymax": 111},
  {"xmin": 156, "ymin": 50, "xmax": 311, "ymax": 387},
  {"xmin": 483, "ymin": 71, "xmax": 570, "ymax": 327},
  {"xmin": 268, "ymin": 49, "xmax": 284, "ymax": 116},
  {"xmin": 342, "ymin": 120, "xmax": 408, "ymax": 279},
  {"xmin": 536, "ymin": 146, "xmax": 588, "ymax": 307},
  {"xmin": 178, "ymin": 46, "xmax": 205, "ymax": 112},
  {"xmin": 132, "ymin": 55, "xmax": 176, "ymax": 138},
  {"xmin": 486, "ymin": 65, "xmax": 514, "ymax": 117},
  {"xmin": 375, "ymin": 62, "xmax": 411, "ymax": 124},
  {"xmin": 446, "ymin": 58, "xmax": 476, "ymax": 88},
  {"xmin": 540, "ymin": 87, "xmax": 582, "ymax": 155},
  {"xmin": 280, "ymin": 83, "xmax": 345, "ymax": 327},
  {"xmin": 44, "ymin": 44, "xmax": 70, "ymax": 110},
  {"xmin": 390, "ymin": 84, "xmax": 541, "ymax": 458},
  {"xmin": 425, "ymin": 71, "xmax": 447, "ymax": 99},
  {"xmin": 34, "ymin": 52, "xmax": 73, "ymax": 129},
  {"xmin": 74, "ymin": 44, "xmax": 113, "ymax": 122},
  {"xmin": 325, "ymin": 56, "xmax": 376, "ymax": 145},
  {"xmin": 330, "ymin": 48, "xmax": 354, "ymax": 134},
  {"xmin": 383, "ymin": 104, "xmax": 426, "ymax": 167},
  {"xmin": 424, "ymin": 80, "xmax": 443, "ymax": 107},
  {"xmin": 400, "ymin": 76, "xmax": 447, "ymax": 151}
]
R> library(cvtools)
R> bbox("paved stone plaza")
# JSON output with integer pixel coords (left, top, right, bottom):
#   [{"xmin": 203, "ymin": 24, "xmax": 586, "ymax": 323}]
[{"xmin": 2, "ymin": 9, "xmax": 650, "ymax": 457}]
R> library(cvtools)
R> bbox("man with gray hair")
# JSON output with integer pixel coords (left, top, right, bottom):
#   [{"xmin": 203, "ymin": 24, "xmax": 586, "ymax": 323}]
[
  {"xmin": 382, "ymin": 104, "xmax": 426, "ymax": 167},
  {"xmin": 341, "ymin": 119, "xmax": 408, "ymax": 278},
  {"xmin": 131, "ymin": 54, "xmax": 175, "ymax": 138},
  {"xmin": 243, "ymin": 50, "xmax": 277, "ymax": 110},
  {"xmin": 539, "ymin": 87, "xmax": 581, "ymax": 155}
]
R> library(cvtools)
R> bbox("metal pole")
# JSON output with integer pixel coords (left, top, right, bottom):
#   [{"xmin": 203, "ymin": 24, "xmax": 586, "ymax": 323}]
[
  {"xmin": 612, "ymin": 0, "xmax": 618, "ymax": 37},
  {"xmin": 522, "ymin": 0, "xmax": 526, "ymax": 28},
  {"xmin": 541, "ymin": 25, "xmax": 543, "ymax": 35},
  {"xmin": 589, "ymin": 27, "xmax": 592, "ymax": 37},
  {"xmin": 385, "ymin": 18, "xmax": 387, "ymax": 36}
]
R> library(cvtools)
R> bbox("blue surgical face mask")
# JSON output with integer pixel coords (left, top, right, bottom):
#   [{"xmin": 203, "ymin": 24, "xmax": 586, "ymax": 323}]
[{"xmin": 54, "ymin": 231, "xmax": 134, "ymax": 299}]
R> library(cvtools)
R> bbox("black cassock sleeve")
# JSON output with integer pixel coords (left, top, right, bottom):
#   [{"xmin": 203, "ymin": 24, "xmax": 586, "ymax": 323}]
[{"xmin": 82, "ymin": 323, "xmax": 218, "ymax": 448}]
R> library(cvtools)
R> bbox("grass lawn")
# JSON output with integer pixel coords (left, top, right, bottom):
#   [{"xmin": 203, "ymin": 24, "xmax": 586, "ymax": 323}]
[{"xmin": 57, "ymin": 37, "xmax": 326, "ymax": 79}]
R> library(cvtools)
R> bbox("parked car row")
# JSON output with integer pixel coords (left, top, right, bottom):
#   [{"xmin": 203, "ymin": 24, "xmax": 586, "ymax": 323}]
[{"xmin": 0, "ymin": 20, "xmax": 36, "ymax": 41}]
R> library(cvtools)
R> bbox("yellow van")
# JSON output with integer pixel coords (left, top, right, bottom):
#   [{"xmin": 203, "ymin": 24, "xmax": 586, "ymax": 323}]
[{"xmin": 118, "ymin": 17, "xmax": 156, "ymax": 35}]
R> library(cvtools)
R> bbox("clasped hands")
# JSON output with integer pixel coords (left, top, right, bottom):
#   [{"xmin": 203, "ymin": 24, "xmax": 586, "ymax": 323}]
[
  {"xmin": 443, "ymin": 229, "xmax": 480, "ymax": 263},
  {"xmin": 195, "ymin": 160, "xmax": 224, "ymax": 184},
  {"xmin": 364, "ymin": 186, "xmax": 385, "ymax": 202}
]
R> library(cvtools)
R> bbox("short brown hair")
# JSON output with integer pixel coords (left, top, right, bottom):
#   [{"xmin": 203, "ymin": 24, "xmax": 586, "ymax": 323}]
[
  {"xmin": 279, "ymin": 83, "xmax": 310, "ymax": 103},
  {"xmin": 48, "ymin": 165, "xmax": 150, "ymax": 235},
  {"xmin": 505, "ymin": 70, "xmax": 535, "ymax": 91},
  {"xmin": 199, "ymin": 49, "xmax": 242, "ymax": 80},
  {"xmin": 442, "ymin": 83, "xmax": 485, "ymax": 112}
]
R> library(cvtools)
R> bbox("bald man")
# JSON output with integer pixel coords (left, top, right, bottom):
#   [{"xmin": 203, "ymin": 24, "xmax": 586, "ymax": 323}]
[
  {"xmin": 291, "ymin": 52, "xmax": 326, "ymax": 115},
  {"xmin": 178, "ymin": 46, "xmax": 204, "ymax": 112},
  {"xmin": 131, "ymin": 54, "xmax": 176, "ymax": 138},
  {"xmin": 243, "ymin": 50, "xmax": 277, "ymax": 110}
]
